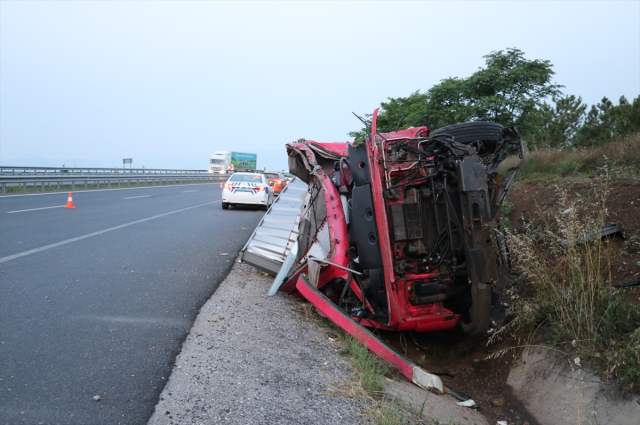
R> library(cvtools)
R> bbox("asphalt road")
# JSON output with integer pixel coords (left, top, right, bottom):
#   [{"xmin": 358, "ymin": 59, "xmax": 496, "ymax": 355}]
[{"xmin": 0, "ymin": 184, "xmax": 265, "ymax": 424}]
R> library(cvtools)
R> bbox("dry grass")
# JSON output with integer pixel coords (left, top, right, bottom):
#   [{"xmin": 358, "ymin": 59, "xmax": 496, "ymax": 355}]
[
  {"xmin": 498, "ymin": 131, "xmax": 640, "ymax": 181},
  {"xmin": 499, "ymin": 178, "xmax": 640, "ymax": 392}
]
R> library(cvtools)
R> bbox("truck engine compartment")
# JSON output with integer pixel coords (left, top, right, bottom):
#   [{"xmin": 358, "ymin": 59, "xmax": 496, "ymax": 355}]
[{"xmin": 280, "ymin": 113, "xmax": 524, "ymax": 339}]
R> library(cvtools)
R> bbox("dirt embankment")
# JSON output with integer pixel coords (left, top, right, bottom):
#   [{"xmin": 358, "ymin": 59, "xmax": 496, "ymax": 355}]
[{"xmin": 508, "ymin": 177, "xmax": 640, "ymax": 299}]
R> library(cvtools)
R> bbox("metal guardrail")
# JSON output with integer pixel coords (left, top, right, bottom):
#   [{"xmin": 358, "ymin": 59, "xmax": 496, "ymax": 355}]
[
  {"xmin": 0, "ymin": 166, "xmax": 211, "ymax": 176},
  {"xmin": 0, "ymin": 172, "xmax": 227, "ymax": 194}
]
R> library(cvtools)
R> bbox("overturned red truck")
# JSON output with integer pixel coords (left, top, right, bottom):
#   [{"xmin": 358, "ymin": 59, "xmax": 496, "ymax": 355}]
[
  {"xmin": 252, "ymin": 110, "xmax": 524, "ymax": 393},
  {"xmin": 278, "ymin": 109, "xmax": 523, "ymax": 334}
]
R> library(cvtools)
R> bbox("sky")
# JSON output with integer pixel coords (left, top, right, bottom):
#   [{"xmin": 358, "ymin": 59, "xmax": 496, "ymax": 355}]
[{"xmin": 1, "ymin": 1, "xmax": 639, "ymax": 171}]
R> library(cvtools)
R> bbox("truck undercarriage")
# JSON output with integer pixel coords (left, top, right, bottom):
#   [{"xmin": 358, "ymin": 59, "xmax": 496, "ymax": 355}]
[{"xmin": 248, "ymin": 110, "xmax": 525, "ymax": 393}]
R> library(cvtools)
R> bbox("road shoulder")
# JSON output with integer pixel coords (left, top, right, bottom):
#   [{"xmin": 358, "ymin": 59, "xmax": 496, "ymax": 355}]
[{"xmin": 148, "ymin": 258, "xmax": 368, "ymax": 424}]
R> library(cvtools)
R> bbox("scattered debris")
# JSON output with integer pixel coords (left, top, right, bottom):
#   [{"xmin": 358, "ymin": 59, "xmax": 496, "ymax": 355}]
[
  {"xmin": 614, "ymin": 278, "xmax": 640, "ymax": 289},
  {"xmin": 93, "ymin": 395, "xmax": 100, "ymax": 401},
  {"xmin": 457, "ymin": 399, "xmax": 478, "ymax": 408},
  {"xmin": 560, "ymin": 223, "xmax": 624, "ymax": 248},
  {"xmin": 491, "ymin": 397, "xmax": 507, "ymax": 407}
]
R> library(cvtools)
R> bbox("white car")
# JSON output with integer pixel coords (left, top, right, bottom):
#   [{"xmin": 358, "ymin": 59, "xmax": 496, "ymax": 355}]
[{"xmin": 221, "ymin": 172, "xmax": 275, "ymax": 211}]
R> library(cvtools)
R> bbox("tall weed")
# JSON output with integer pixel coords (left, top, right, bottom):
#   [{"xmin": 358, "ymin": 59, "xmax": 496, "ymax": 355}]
[{"xmin": 505, "ymin": 177, "xmax": 640, "ymax": 390}]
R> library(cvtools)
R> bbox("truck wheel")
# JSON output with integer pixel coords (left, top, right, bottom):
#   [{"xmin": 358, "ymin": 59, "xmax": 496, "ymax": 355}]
[
  {"xmin": 222, "ymin": 202, "xmax": 229, "ymax": 210},
  {"xmin": 430, "ymin": 121, "xmax": 504, "ymax": 154}
]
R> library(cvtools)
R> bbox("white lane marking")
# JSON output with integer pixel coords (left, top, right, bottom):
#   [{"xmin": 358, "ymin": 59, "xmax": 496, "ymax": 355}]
[
  {"xmin": 0, "ymin": 200, "xmax": 220, "ymax": 263},
  {"xmin": 123, "ymin": 195, "xmax": 151, "ymax": 199},
  {"xmin": 182, "ymin": 190, "xmax": 198, "ymax": 193},
  {"xmin": 0, "ymin": 182, "xmax": 221, "ymax": 198},
  {"xmin": 74, "ymin": 315, "xmax": 189, "ymax": 326},
  {"xmin": 7, "ymin": 205, "xmax": 65, "ymax": 214}
]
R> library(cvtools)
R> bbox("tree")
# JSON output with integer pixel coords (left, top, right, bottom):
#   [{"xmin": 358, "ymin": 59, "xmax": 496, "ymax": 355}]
[
  {"xmin": 526, "ymin": 95, "xmax": 587, "ymax": 149},
  {"xmin": 349, "ymin": 48, "xmax": 563, "ymax": 141},
  {"xmin": 465, "ymin": 48, "xmax": 563, "ymax": 129},
  {"xmin": 573, "ymin": 96, "xmax": 640, "ymax": 147}
]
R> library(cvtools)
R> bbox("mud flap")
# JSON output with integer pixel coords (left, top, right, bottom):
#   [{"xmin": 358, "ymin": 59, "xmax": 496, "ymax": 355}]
[
  {"xmin": 460, "ymin": 281, "xmax": 492, "ymax": 337},
  {"xmin": 296, "ymin": 275, "xmax": 444, "ymax": 394}
]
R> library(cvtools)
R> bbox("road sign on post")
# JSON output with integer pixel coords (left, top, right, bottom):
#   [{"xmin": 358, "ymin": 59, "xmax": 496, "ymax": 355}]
[{"xmin": 123, "ymin": 158, "xmax": 132, "ymax": 169}]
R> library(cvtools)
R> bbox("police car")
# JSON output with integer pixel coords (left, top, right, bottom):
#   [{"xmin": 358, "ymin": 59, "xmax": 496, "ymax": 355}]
[{"xmin": 221, "ymin": 172, "xmax": 275, "ymax": 211}]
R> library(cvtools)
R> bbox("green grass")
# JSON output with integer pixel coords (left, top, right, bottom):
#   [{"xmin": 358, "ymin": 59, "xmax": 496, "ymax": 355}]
[
  {"xmin": 306, "ymin": 308, "xmax": 471, "ymax": 424},
  {"xmin": 338, "ymin": 335, "xmax": 388, "ymax": 393},
  {"xmin": 378, "ymin": 402, "xmax": 404, "ymax": 425}
]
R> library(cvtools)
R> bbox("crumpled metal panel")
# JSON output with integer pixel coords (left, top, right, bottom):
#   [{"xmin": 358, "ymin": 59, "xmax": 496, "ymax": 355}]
[{"xmin": 241, "ymin": 177, "xmax": 307, "ymax": 275}]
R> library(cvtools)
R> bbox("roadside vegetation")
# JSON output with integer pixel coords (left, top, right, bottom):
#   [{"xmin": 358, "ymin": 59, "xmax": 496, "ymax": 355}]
[
  {"xmin": 349, "ymin": 48, "xmax": 639, "ymax": 155},
  {"xmin": 495, "ymin": 177, "xmax": 640, "ymax": 392},
  {"xmin": 498, "ymin": 131, "xmax": 640, "ymax": 182},
  {"xmin": 489, "ymin": 131, "xmax": 640, "ymax": 392},
  {"xmin": 298, "ymin": 303, "xmax": 458, "ymax": 425}
]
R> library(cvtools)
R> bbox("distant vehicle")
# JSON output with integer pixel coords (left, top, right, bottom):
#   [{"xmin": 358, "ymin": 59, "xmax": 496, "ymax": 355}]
[
  {"xmin": 209, "ymin": 151, "xmax": 258, "ymax": 174},
  {"xmin": 221, "ymin": 172, "xmax": 274, "ymax": 211},
  {"xmin": 282, "ymin": 172, "xmax": 294, "ymax": 182},
  {"xmin": 264, "ymin": 172, "xmax": 286, "ymax": 195}
]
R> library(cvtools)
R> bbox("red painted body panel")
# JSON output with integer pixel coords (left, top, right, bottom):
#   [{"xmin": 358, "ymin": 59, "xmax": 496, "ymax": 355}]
[
  {"xmin": 281, "ymin": 142, "xmax": 350, "ymax": 296},
  {"xmin": 281, "ymin": 117, "xmax": 461, "ymax": 333},
  {"xmin": 365, "ymin": 111, "xmax": 459, "ymax": 332},
  {"xmin": 307, "ymin": 141, "xmax": 351, "ymax": 158},
  {"xmin": 296, "ymin": 275, "xmax": 415, "ymax": 380}
]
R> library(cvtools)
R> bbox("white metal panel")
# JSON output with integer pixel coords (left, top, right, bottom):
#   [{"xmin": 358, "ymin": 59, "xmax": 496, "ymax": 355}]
[{"xmin": 241, "ymin": 177, "xmax": 307, "ymax": 275}]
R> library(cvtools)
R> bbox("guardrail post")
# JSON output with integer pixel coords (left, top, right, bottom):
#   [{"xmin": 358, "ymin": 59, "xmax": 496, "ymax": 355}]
[
  {"xmin": 72, "ymin": 181, "xmax": 75, "ymax": 191},
  {"xmin": 57, "ymin": 182, "xmax": 60, "ymax": 191},
  {"xmin": 23, "ymin": 182, "xmax": 27, "ymax": 193},
  {"xmin": 97, "ymin": 180, "xmax": 100, "ymax": 189},
  {"xmin": 2, "ymin": 183, "xmax": 5, "ymax": 194}
]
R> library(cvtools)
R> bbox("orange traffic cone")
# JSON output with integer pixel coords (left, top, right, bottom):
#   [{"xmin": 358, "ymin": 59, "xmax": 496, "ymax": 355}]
[{"xmin": 64, "ymin": 192, "xmax": 76, "ymax": 209}]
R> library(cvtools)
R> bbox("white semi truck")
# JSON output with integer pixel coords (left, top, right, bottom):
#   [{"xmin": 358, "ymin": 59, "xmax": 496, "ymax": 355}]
[{"xmin": 208, "ymin": 151, "xmax": 258, "ymax": 174}]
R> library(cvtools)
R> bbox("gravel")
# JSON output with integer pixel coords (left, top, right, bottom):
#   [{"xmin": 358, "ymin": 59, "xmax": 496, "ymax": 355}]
[{"xmin": 147, "ymin": 258, "xmax": 367, "ymax": 425}]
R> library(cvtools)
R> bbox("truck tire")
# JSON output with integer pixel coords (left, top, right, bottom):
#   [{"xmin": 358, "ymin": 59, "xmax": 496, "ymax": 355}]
[
  {"xmin": 430, "ymin": 121, "xmax": 504, "ymax": 154},
  {"xmin": 222, "ymin": 202, "xmax": 229, "ymax": 210}
]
